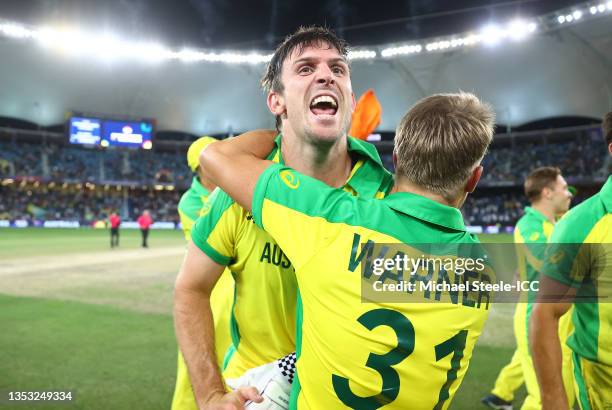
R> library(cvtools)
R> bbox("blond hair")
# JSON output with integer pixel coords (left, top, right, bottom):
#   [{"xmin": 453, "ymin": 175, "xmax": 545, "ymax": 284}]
[{"xmin": 394, "ymin": 92, "xmax": 495, "ymax": 200}]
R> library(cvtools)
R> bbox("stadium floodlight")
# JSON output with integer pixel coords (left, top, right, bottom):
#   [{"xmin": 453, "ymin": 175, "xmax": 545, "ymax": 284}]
[
  {"xmin": 566, "ymin": 14, "xmax": 574, "ymax": 22},
  {"xmin": 348, "ymin": 49, "xmax": 377, "ymax": 60},
  {"xmin": 507, "ymin": 19, "xmax": 532, "ymax": 40},
  {"xmin": 0, "ymin": 22, "xmax": 34, "ymax": 39},
  {"xmin": 573, "ymin": 10, "xmax": 583, "ymax": 19},
  {"xmin": 608, "ymin": 1, "xmax": 612, "ymax": 10},
  {"xmin": 380, "ymin": 44, "xmax": 421, "ymax": 57},
  {"xmin": 590, "ymin": 6, "xmax": 598, "ymax": 14},
  {"xmin": 136, "ymin": 42, "xmax": 173, "ymax": 63},
  {"xmin": 481, "ymin": 24, "xmax": 506, "ymax": 45},
  {"xmin": 558, "ymin": 15, "xmax": 566, "ymax": 23},
  {"xmin": 598, "ymin": 4, "xmax": 607, "ymax": 12},
  {"xmin": 176, "ymin": 48, "xmax": 206, "ymax": 63}
]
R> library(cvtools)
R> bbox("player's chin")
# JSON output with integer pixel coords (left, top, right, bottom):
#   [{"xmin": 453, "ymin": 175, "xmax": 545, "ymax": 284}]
[
  {"xmin": 309, "ymin": 128, "xmax": 345, "ymax": 143},
  {"xmin": 307, "ymin": 120, "xmax": 347, "ymax": 141}
]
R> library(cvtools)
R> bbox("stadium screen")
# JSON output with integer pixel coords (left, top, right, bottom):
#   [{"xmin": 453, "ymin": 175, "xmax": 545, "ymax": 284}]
[
  {"xmin": 68, "ymin": 117, "xmax": 102, "ymax": 146},
  {"xmin": 101, "ymin": 120, "xmax": 154, "ymax": 149}
]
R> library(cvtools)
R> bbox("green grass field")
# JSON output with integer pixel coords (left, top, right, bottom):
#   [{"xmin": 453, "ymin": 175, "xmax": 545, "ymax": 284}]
[{"xmin": 1, "ymin": 229, "xmax": 522, "ymax": 409}]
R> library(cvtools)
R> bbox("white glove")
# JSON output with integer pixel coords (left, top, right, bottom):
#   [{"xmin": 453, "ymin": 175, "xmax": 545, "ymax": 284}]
[
  {"xmin": 245, "ymin": 377, "xmax": 291, "ymax": 409},
  {"xmin": 225, "ymin": 352, "xmax": 296, "ymax": 410}
]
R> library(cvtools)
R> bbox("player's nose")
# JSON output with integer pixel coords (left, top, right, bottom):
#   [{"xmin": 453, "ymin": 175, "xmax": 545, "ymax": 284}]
[{"xmin": 315, "ymin": 65, "xmax": 334, "ymax": 85}]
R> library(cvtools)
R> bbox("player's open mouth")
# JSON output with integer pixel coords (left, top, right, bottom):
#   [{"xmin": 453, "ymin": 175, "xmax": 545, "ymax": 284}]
[{"xmin": 309, "ymin": 94, "xmax": 338, "ymax": 116}]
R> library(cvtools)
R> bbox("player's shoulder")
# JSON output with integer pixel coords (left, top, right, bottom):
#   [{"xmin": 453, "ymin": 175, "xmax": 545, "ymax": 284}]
[
  {"xmin": 178, "ymin": 187, "xmax": 192, "ymax": 205},
  {"xmin": 515, "ymin": 210, "xmax": 545, "ymax": 238},
  {"xmin": 203, "ymin": 188, "xmax": 246, "ymax": 221},
  {"xmin": 552, "ymin": 194, "xmax": 606, "ymax": 243}
]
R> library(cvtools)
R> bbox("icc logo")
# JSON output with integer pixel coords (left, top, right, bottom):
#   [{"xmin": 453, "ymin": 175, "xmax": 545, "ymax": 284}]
[{"xmin": 280, "ymin": 170, "xmax": 300, "ymax": 189}]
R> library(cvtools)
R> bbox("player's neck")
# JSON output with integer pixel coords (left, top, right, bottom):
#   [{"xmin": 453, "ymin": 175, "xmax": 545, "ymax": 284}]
[
  {"xmin": 392, "ymin": 180, "xmax": 461, "ymax": 208},
  {"xmin": 281, "ymin": 133, "xmax": 352, "ymax": 188},
  {"xmin": 531, "ymin": 202, "xmax": 555, "ymax": 223}
]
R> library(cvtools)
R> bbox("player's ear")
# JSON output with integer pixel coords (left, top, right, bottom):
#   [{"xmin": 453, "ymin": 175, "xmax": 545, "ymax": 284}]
[
  {"xmin": 608, "ymin": 141, "xmax": 612, "ymax": 156},
  {"xmin": 541, "ymin": 186, "xmax": 553, "ymax": 200},
  {"xmin": 392, "ymin": 150, "xmax": 398, "ymax": 170},
  {"xmin": 465, "ymin": 165, "xmax": 483, "ymax": 193},
  {"xmin": 267, "ymin": 91, "xmax": 286, "ymax": 117}
]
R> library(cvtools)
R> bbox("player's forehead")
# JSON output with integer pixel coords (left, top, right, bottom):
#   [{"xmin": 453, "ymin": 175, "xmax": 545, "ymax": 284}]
[
  {"xmin": 283, "ymin": 42, "xmax": 347, "ymax": 69},
  {"xmin": 555, "ymin": 174, "xmax": 568, "ymax": 187}
]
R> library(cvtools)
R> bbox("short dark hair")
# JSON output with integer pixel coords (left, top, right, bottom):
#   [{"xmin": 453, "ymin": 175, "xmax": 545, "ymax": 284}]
[
  {"xmin": 603, "ymin": 111, "xmax": 612, "ymax": 145},
  {"xmin": 524, "ymin": 166, "xmax": 561, "ymax": 202},
  {"xmin": 261, "ymin": 26, "xmax": 349, "ymax": 130}
]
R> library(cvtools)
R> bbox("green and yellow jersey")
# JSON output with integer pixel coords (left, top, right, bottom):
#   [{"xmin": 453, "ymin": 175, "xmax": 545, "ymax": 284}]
[
  {"xmin": 513, "ymin": 206, "xmax": 574, "ymax": 409},
  {"xmin": 488, "ymin": 207, "xmax": 552, "ymax": 404},
  {"xmin": 515, "ymin": 206, "xmax": 554, "ymax": 283},
  {"xmin": 178, "ymin": 176, "xmax": 214, "ymax": 240},
  {"xmin": 172, "ymin": 176, "xmax": 234, "ymax": 410},
  {"xmin": 543, "ymin": 176, "xmax": 612, "ymax": 365},
  {"xmin": 251, "ymin": 164, "xmax": 490, "ymax": 410},
  {"xmin": 542, "ymin": 176, "xmax": 612, "ymax": 410},
  {"xmin": 514, "ymin": 206, "xmax": 555, "ymax": 342},
  {"xmin": 191, "ymin": 135, "xmax": 393, "ymax": 380}
]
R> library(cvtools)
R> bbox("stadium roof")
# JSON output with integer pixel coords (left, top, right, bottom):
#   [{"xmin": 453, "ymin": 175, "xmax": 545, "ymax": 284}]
[
  {"xmin": 0, "ymin": 0, "xmax": 584, "ymax": 49},
  {"xmin": 0, "ymin": 0, "xmax": 610, "ymax": 134}
]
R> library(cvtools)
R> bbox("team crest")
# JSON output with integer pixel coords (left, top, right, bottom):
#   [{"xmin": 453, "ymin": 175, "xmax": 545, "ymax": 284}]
[{"xmin": 280, "ymin": 170, "xmax": 300, "ymax": 189}]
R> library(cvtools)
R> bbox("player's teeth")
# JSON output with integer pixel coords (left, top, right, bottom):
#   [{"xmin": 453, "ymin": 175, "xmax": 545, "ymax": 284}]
[{"xmin": 311, "ymin": 96, "xmax": 337, "ymax": 107}]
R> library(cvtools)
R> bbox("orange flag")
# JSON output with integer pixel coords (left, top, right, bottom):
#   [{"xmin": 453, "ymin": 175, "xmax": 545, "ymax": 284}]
[{"xmin": 349, "ymin": 89, "xmax": 382, "ymax": 140}]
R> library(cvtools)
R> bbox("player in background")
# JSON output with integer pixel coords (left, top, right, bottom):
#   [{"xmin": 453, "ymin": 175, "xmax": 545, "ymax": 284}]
[
  {"xmin": 137, "ymin": 210, "xmax": 153, "ymax": 248},
  {"xmin": 482, "ymin": 167, "xmax": 573, "ymax": 410},
  {"xmin": 531, "ymin": 113, "xmax": 612, "ymax": 410},
  {"xmin": 109, "ymin": 211, "xmax": 121, "ymax": 248},
  {"xmin": 172, "ymin": 137, "xmax": 235, "ymax": 410},
  {"xmin": 173, "ymin": 26, "xmax": 393, "ymax": 410},
  {"xmin": 200, "ymin": 92, "xmax": 495, "ymax": 409}
]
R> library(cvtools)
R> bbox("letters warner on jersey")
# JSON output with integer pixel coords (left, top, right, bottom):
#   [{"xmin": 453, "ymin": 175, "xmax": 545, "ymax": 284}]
[
  {"xmin": 191, "ymin": 134, "xmax": 393, "ymax": 378},
  {"xmin": 252, "ymin": 164, "xmax": 491, "ymax": 410}
]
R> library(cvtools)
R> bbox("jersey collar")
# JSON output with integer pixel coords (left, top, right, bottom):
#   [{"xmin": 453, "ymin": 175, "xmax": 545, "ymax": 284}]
[
  {"xmin": 190, "ymin": 176, "xmax": 210, "ymax": 197},
  {"xmin": 273, "ymin": 133, "xmax": 389, "ymax": 197},
  {"xmin": 383, "ymin": 191, "xmax": 466, "ymax": 232},
  {"xmin": 600, "ymin": 175, "xmax": 612, "ymax": 211}
]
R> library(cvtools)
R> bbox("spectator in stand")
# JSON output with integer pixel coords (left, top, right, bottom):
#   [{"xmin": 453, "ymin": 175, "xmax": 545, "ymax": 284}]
[
  {"xmin": 137, "ymin": 210, "xmax": 153, "ymax": 248},
  {"xmin": 109, "ymin": 211, "xmax": 121, "ymax": 248}
]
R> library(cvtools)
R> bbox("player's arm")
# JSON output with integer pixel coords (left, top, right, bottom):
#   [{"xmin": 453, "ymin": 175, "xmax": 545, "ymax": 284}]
[
  {"xmin": 174, "ymin": 242, "xmax": 262, "ymax": 409},
  {"xmin": 173, "ymin": 241, "xmax": 228, "ymax": 407},
  {"xmin": 529, "ymin": 275, "xmax": 575, "ymax": 410},
  {"xmin": 199, "ymin": 130, "xmax": 277, "ymax": 211}
]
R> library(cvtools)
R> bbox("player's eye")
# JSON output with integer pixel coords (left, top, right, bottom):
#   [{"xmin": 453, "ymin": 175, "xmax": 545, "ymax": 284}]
[
  {"xmin": 332, "ymin": 65, "xmax": 346, "ymax": 75},
  {"xmin": 298, "ymin": 65, "xmax": 314, "ymax": 74}
]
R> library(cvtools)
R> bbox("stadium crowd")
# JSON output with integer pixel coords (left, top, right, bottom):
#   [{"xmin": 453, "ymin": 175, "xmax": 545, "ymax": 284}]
[
  {"xmin": 0, "ymin": 141, "xmax": 191, "ymax": 184},
  {"xmin": 0, "ymin": 129, "xmax": 607, "ymax": 225},
  {"xmin": 0, "ymin": 183, "xmax": 180, "ymax": 224}
]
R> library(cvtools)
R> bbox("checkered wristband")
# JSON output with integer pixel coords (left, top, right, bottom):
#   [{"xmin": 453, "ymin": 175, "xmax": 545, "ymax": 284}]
[{"xmin": 276, "ymin": 352, "xmax": 296, "ymax": 384}]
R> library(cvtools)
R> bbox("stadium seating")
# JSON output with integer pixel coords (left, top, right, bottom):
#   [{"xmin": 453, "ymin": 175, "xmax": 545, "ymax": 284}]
[{"xmin": 0, "ymin": 124, "xmax": 607, "ymax": 224}]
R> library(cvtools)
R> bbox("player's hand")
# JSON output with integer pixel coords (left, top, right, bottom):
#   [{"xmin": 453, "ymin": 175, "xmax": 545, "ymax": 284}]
[
  {"xmin": 226, "ymin": 361, "xmax": 280, "ymax": 393},
  {"xmin": 243, "ymin": 377, "xmax": 291, "ymax": 409},
  {"xmin": 203, "ymin": 387, "xmax": 263, "ymax": 410},
  {"xmin": 226, "ymin": 353, "xmax": 295, "ymax": 409}
]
